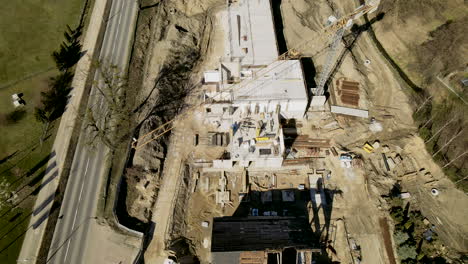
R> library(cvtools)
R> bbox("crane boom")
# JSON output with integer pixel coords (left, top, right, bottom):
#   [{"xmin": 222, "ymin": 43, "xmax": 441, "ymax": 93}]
[
  {"xmin": 314, "ymin": 0, "xmax": 380, "ymax": 96},
  {"xmin": 133, "ymin": 0, "xmax": 380, "ymax": 150},
  {"xmin": 315, "ymin": 27, "xmax": 345, "ymax": 96}
]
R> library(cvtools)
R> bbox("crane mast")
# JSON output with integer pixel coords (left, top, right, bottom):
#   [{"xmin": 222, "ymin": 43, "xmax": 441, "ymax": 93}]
[
  {"xmin": 312, "ymin": 0, "xmax": 380, "ymax": 101},
  {"xmin": 315, "ymin": 27, "xmax": 345, "ymax": 96},
  {"xmin": 133, "ymin": 0, "xmax": 381, "ymax": 150}
]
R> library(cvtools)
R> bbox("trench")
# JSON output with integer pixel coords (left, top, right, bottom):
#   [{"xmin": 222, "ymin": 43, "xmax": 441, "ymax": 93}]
[
  {"xmin": 114, "ymin": 169, "xmax": 148, "ymax": 233},
  {"xmin": 271, "ymin": 0, "xmax": 318, "ymax": 110},
  {"xmin": 111, "ymin": 2, "xmax": 152, "ymax": 236},
  {"xmin": 112, "ymin": 2, "xmax": 207, "ymax": 262},
  {"xmin": 271, "ymin": 0, "xmax": 288, "ymax": 54},
  {"xmin": 113, "ymin": 143, "xmax": 161, "ymax": 264},
  {"xmin": 114, "ymin": 0, "xmax": 322, "ymax": 260}
]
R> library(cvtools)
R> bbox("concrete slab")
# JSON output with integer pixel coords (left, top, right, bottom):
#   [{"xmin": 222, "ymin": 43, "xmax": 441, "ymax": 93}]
[{"xmin": 223, "ymin": 0, "xmax": 278, "ymax": 65}]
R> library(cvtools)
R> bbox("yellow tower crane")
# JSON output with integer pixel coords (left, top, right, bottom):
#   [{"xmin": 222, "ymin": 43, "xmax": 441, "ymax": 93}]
[{"xmin": 132, "ymin": 0, "xmax": 380, "ymax": 150}]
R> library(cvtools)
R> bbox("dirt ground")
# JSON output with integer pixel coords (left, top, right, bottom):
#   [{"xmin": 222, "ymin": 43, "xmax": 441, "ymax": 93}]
[
  {"xmin": 397, "ymin": 137, "xmax": 468, "ymax": 251},
  {"xmin": 372, "ymin": 0, "xmax": 468, "ymax": 189},
  {"xmin": 124, "ymin": 0, "xmax": 225, "ymax": 225},
  {"xmin": 124, "ymin": 0, "xmax": 467, "ymax": 263},
  {"xmin": 125, "ymin": 0, "xmax": 228, "ymax": 262},
  {"xmin": 318, "ymin": 151, "xmax": 392, "ymax": 264},
  {"xmin": 280, "ymin": 0, "xmax": 468, "ymax": 260}
]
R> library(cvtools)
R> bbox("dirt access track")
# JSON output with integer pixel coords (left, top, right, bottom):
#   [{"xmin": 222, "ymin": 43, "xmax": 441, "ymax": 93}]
[
  {"xmin": 280, "ymin": 0, "xmax": 468, "ymax": 256},
  {"xmin": 123, "ymin": 0, "xmax": 467, "ymax": 263},
  {"xmin": 123, "ymin": 0, "xmax": 226, "ymax": 262}
]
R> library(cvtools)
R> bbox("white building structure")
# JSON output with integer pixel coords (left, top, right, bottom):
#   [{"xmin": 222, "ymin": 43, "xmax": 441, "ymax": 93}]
[
  {"xmin": 224, "ymin": 0, "xmax": 279, "ymax": 65},
  {"xmin": 204, "ymin": 0, "xmax": 309, "ymax": 120},
  {"xmin": 229, "ymin": 112, "xmax": 285, "ymax": 168},
  {"xmin": 232, "ymin": 60, "xmax": 308, "ymax": 119},
  {"xmin": 202, "ymin": 0, "xmax": 310, "ymax": 168}
]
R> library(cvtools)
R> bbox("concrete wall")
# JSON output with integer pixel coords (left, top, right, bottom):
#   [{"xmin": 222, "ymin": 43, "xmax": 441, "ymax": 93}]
[
  {"xmin": 251, "ymin": 157, "xmax": 283, "ymax": 168},
  {"xmin": 234, "ymin": 99, "xmax": 307, "ymax": 119}
]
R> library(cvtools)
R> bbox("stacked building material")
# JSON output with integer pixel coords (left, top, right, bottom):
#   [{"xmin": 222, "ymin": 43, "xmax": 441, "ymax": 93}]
[
  {"xmin": 292, "ymin": 135, "xmax": 331, "ymax": 148},
  {"xmin": 295, "ymin": 147, "xmax": 321, "ymax": 157},
  {"xmin": 283, "ymin": 157, "xmax": 316, "ymax": 165},
  {"xmin": 337, "ymin": 79, "xmax": 360, "ymax": 107},
  {"xmin": 199, "ymin": 132, "xmax": 230, "ymax": 146}
]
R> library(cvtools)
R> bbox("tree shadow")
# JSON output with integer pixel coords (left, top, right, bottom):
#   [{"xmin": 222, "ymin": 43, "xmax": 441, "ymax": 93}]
[
  {"xmin": 36, "ymin": 170, "xmax": 59, "ymax": 192},
  {"xmin": 7, "ymin": 150, "xmax": 56, "ymax": 190},
  {"xmin": 0, "ymin": 211, "xmax": 27, "ymax": 236},
  {"xmin": 6, "ymin": 109, "xmax": 27, "ymax": 124},
  {"xmin": 32, "ymin": 193, "xmax": 55, "ymax": 216},
  {"xmin": 0, "ymin": 142, "xmax": 41, "ymax": 175},
  {"xmin": 0, "ymin": 202, "xmax": 61, "ymax": 257},
  {"xmin": 133, "ymin": 44, "xmax": 201, "ymax": 131},
  {"xmin": 8, "ymin": 212, "xmax": 22, "ymax": 223},
  {"xmin": 0, "ymin": 211, "xmax": 32, "ymax": 242},
  {"xmin": 27, "ymin": 169, "xmax": 48, "ymax": 187},
  {"xmin": 0, "ymin": 168, "xmax": 48, "ymax": 209},
  {"xmin": 0, "ymin": 168, "xmax": 58, "ymax": 220},
  {"xmin": 26, "ymin": 156, "xmax": 55, "ymax": 178},
  {"xmin": 0, "ymin": 151, "xmax": 18, "ymax": 166}
]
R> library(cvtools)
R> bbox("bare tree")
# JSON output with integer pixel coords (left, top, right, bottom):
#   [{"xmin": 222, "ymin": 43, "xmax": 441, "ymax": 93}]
[{"xmin": 85, "ymin": 61, "xmax": 133, "ymax": 150}]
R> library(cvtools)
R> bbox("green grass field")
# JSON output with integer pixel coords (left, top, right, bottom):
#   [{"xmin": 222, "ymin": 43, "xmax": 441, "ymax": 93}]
[
  {"xmin": 0, "ymin": 135, "xmax": 55, "ymax": 263},
  {"xmin": 0, "ymin": 0, "xmax": 84, "ymax": 262},
  {"xmin": 0, "ymin": 1, "xmax": 83, "ymax": 84}
]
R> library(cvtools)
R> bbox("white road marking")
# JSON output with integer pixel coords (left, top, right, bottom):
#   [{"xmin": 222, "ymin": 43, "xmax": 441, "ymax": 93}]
[
  {"xmin": 97, "ymin": 0, "xmax": 125, "ymax": 111},
  {"xmin": 63, "ymin": 157, "xmax": 90, "ymax": 262},
  {"xmin": 110, "ymin": 0, "xmax": 126, "ymax": 63}
]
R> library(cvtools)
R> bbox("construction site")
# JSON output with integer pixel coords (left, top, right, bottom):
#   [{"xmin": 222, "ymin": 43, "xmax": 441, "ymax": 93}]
[{"xmin": 120, "ymin": 0, "xmax": 468, "ymax": 263}]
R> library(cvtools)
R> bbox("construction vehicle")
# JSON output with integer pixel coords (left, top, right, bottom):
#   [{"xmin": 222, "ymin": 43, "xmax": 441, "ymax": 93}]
[
  {"xmin": 132, "ymin": 0, "xmax": 381, "ymax": 150},
  {"xmin": 362, "ymin": 142, "xmax": 374, "ymax": 153}
]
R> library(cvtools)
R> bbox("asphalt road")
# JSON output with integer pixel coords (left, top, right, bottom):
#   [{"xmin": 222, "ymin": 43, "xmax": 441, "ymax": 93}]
[{"xmin": 46, "ymin": 1, "xmax": 138, "ymax": 263}]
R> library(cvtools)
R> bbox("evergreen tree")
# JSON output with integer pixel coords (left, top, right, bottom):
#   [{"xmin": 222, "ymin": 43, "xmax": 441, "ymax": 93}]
[
  {"xmin": 35, "ymin": 71, "xmax": 74, "ymax": 123},
  {"xmin": 52, "ymin": 25, "xmax": 82, "ymax": 72}
]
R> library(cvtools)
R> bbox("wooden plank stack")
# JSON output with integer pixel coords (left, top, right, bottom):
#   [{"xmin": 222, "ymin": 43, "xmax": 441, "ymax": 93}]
[
  {"xmin": 292, "ymin": 135, "xmax": 331, "ymax": 148},
  {"xmin": 337, "ymin": 79, "xmax": 360, "ymax": 107}
]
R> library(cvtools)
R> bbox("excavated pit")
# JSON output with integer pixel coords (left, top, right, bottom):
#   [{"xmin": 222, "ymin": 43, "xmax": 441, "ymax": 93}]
[{"xmin": 113, "ymin": 0, "xmax": 224, "ymax": 261}]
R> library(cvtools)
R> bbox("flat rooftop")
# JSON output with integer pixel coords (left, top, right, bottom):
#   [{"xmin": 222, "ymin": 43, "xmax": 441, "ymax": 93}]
[
  {"xmin": 224, "ymin": 0, "xmax": 279, "ymax": 65},
  {"xmin": 231, "ymin": 60, "xmax": 307, "ymax": 102}
]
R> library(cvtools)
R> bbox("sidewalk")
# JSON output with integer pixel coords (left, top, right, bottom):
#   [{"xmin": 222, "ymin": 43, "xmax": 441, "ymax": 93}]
[{"xmin": 17, "ymin": 0, "xmax": 111, "ymax": 262}]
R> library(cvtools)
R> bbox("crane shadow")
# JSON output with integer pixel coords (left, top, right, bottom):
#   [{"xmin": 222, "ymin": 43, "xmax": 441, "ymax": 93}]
[
  {"xmin": 0, "ymin": 202, "xmax": 61, "ymax": 257},
  {"xmin": 0, "ymin": 167, "xmax": 58, "ymax": 220},
  {"xmin": 222, "ymin": 185, "xmax": 342, "ymax": 262},
  {"xmin": 325, "ymin": 12, "xmax": 386, "ymax": 93}
]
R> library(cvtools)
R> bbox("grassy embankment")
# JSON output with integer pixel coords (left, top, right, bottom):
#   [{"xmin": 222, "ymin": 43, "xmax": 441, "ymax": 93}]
[
  {"xmin": 365, "ymin": 6, "xmax": 468, "ymax": 191},
  {"xmin": 0, "ymin": 0, "xmax": 82, "ymax": 262},
  {"xmin": 387, "ymin": 195, "xmax": 448, "ymax": 263},
  {"xmin": 407, "ymin": 17, "xmax": 468, "ymax": 192}
]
